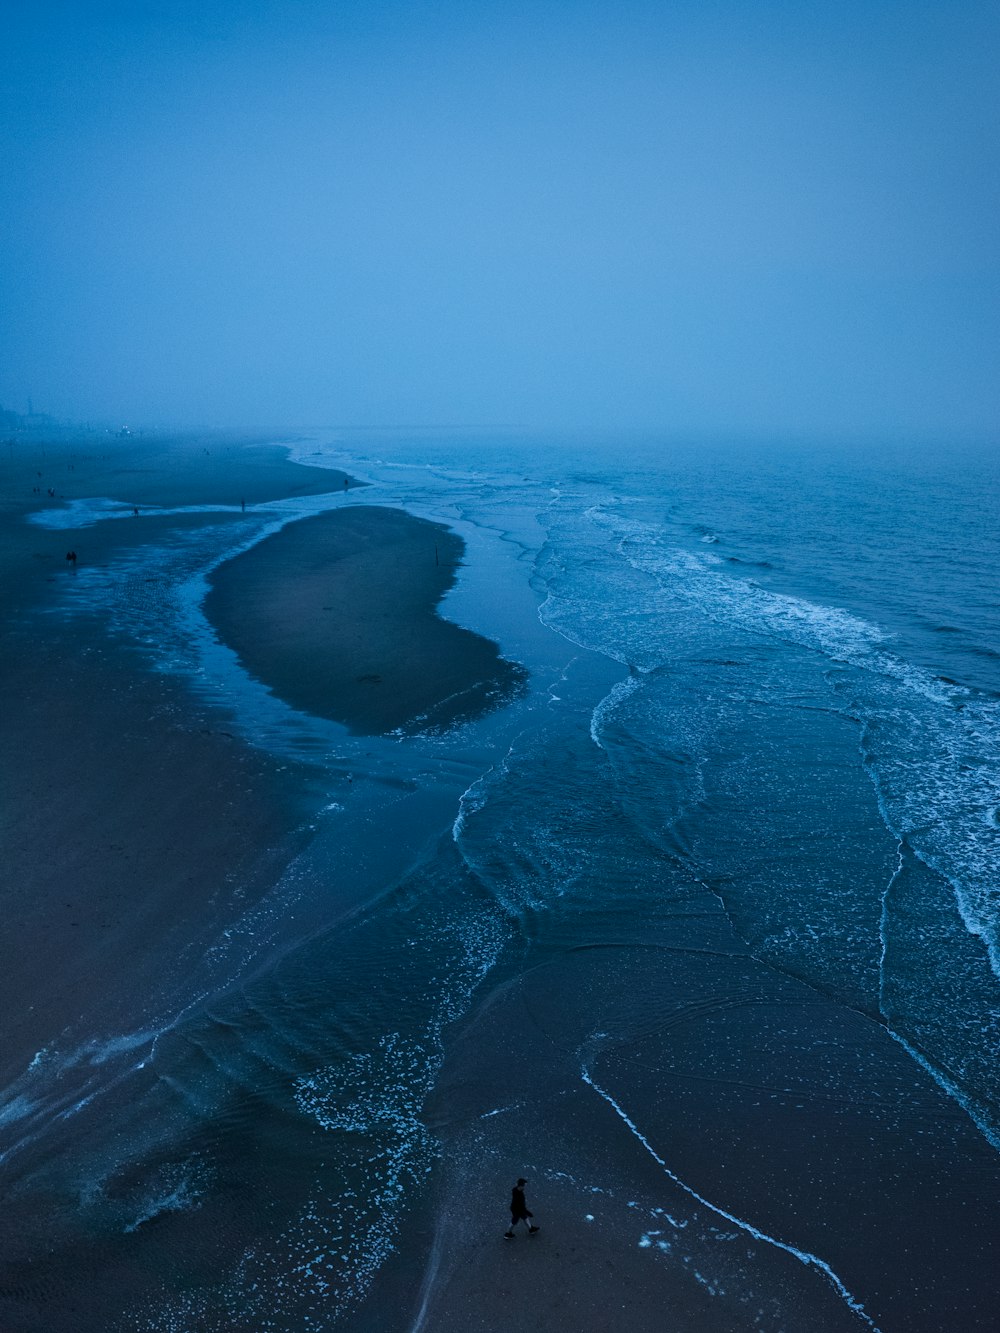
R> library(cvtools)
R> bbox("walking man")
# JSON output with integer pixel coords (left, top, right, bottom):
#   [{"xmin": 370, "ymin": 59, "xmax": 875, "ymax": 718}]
[{"xmin": 504, "ymin": 1177, "xmax": 540, "ymax": 1239}]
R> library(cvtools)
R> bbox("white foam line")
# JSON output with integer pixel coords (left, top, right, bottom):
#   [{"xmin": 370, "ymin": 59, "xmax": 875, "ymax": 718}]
[
  {"xmin": 884, "ymin": 1029, "xmax": 1000, "ymax": 1153},
  {"xmin": 590, "ymin": 674, "xmax": 642, "ymax": 749},
  {"xmin": 479, "ymin": 1100, "xmax": 525, "ymax": 1118},
  {"xmin": 580, "ymin": 1065, "xmax": 881, "ymax": 1331},
  {"xmin": 860, "ymin": 719, "xmax": 1000, "ymax": 989},
  {"xmin": 877, "ymin": 837, "xmax": 906, "ymax": 996},
  {"xmin": 408, "ymin": 1222, "xmax": 446, "ymax": 1333},
  {"xmin": 452, "ymin": 739, "xmax": 522, "ymax": 843},
  {"xmin": 877, "ymin": 836, "xmax": 1000, "ymax": 1151}
]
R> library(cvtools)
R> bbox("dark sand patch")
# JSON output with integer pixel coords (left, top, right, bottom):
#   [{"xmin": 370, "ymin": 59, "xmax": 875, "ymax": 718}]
[
  {"xmin": 203, "ymin": 505, "xmax": 528, "ymax": 735},
  {"xmin": 0, "ymin": 641, "xmax": 312, "ymax": 1083}
]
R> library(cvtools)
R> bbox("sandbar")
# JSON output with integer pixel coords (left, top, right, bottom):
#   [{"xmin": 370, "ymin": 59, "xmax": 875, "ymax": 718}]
[{"xmin": 203, "ymin": 505, "xmax": 528, "ymax": 735}]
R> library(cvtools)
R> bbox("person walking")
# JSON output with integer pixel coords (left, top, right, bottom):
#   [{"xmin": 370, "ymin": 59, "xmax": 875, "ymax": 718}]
[{"xmin": 504, "ymin": 1177, "xmax": 539, "ymax": 1239}]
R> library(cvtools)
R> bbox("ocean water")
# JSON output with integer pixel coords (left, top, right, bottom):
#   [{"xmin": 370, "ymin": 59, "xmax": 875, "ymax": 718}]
[{"xmin": 4, "ymin": 431, "xmax": 999, "ymax": 1330}]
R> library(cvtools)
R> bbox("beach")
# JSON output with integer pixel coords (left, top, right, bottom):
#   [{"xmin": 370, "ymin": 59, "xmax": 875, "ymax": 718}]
[
  {"xmin": 0, "ymin": 432, "xmax": 376, "ymax": 1078},
  {"xmin": 1, "ymin": 429, "xmax": 998, "ymax": 1332},
  {"xmin": 0, "ymin": 430, "xmax": 534, "ymax": 1330}
]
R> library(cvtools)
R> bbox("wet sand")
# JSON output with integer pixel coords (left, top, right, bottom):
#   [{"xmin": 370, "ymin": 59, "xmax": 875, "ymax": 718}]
[
  {"xmin": 0, "ymin": 431, "xmax": 355, "ymax": 1080},
  {"xmin": 393, "ymin": 922, "xmax": 1000, "ymax": 1333}
]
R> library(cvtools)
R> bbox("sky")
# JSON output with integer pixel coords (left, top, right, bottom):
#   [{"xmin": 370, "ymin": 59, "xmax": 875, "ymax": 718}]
[{"xmin": 2, "ymin": 0, "xmax": 998, "ymax": 437}]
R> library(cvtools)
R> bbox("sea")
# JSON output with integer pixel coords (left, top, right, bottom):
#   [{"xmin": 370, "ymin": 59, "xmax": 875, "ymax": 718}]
[{"xmin": 4, "ymin": 430, "xmax": 999, "ymax": 1330}]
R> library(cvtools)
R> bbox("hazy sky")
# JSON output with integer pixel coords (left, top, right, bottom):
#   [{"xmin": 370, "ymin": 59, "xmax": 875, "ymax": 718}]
[{"xmin": 2, "ymin": 1, "xmax": 998, "ymax": 436}]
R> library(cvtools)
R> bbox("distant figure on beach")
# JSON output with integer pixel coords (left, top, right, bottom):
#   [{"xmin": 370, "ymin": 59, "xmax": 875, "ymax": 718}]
[
  {"xmin": 343, "ymin": 477, "xmax": 349, "ymax": 491},
  {"xmin": 133, "ymin": 505, "xmax": 139, "ymax": 517},
  {"xmin": 65, "ymin": 550, "xmax": 76, "ymax": 566},
  {"xmin": 504, "ymin": 1177, "xmax": 539, "ymax": 1239},
  {"xmin": 241, "ymin": 497, "xmax": 246, "ymax": 512}
]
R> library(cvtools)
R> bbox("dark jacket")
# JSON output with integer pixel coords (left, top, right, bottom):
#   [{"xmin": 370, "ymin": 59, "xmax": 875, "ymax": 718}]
[{"xmin": 511, "ymin": 1186, "xmax": 531, "ymax": 1221}]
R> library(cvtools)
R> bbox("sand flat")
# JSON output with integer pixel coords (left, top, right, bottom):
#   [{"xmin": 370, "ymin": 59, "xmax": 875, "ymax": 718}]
[{"xmin": 203, "ymin": 504, "xmax": 527, "ymax": 735}]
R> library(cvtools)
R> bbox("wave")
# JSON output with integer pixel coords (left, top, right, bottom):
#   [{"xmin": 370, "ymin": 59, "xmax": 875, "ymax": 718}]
[
  {"xmin": 29, "ymin": 498, "xmax": 253, "ymax": 529},
  {"xmin": 571, "ymin": 505, "xmax": 1000, "ymax": 982},
  {"xmin": 590, "ymin": 674, "xmax": 642, "ymax": 749},
  {"xmin": 122, "ymin": 1156, "xmax": 212, "ymax": 1233},
  {"xmin": 529, "ymin": 498, "xmax": 1000, "ymax": 1153}
]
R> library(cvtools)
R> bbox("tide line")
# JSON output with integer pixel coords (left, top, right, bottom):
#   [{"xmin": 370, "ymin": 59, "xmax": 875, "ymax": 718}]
[
  {"xmin": 580, "ymin": 1064, "xmax": 881, "ymax": 1331},
  {"xmin": 877, "ymin": 835, "xmax": 1000, "ymax": 1152}
]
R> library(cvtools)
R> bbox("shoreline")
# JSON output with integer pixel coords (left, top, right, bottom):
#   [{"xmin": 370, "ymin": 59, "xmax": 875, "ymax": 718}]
[
  {"xmin": 0, "ymin": 429, "xmax": 530, "ymax": 1077},
  {"xmin": 0, "ymin": 428, "xmax": 533, "ymax": 1078},
  {"xmin": 0, "ymin": 426, "xmax": 530, "ymax": 1107},
  {"xmin": 0, "ymin": 429, "xmax": 544, "ymax": 1331},
  {"xmin": 0, "ymin": 432, "xmax": 360, "ymax": 1082}
]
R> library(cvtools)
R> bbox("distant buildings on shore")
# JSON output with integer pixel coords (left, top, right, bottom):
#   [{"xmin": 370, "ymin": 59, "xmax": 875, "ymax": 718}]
[
  {"xmin": 0, "ymin": 405, "xmax": 138, "ymax": 440},
  {"xmin": 0, "ymin": 404, "xmax": 58, "ymax": 434}
]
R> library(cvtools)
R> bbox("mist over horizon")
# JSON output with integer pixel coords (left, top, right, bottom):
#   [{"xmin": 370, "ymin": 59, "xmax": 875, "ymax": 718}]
[{"xmin": 3, "ymin": 0, "xmax": 998, "ymax": 442}]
